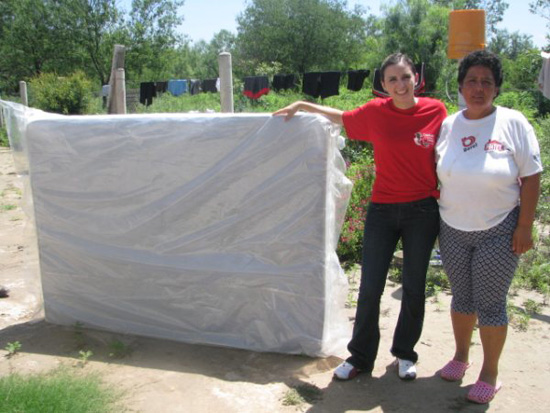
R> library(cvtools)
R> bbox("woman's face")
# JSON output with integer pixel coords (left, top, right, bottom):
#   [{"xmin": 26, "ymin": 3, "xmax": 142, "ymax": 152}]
[
  {"xmin": 380, "ymin": 61, "xmax": 417, "ymax": 109},
  {"xmin": 460, "ymin": 65, "xmax": 499, "ymax": 119}
]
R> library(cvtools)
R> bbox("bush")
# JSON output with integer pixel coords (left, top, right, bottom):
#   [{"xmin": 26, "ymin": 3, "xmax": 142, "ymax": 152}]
[
  {"xmin": 533, "ymin": 115, "xmax": 550, "ymax": 224},
  {"xmin": 495, "ymin": 91, "xmax": 538, "ymax": 123},
  {"xmin": 337, "ymin": 149, "xmax": 375, "ymax": 268},
  {"xmin": 29, "ymin": 71, "xmax": 92, "ymax": 115}
]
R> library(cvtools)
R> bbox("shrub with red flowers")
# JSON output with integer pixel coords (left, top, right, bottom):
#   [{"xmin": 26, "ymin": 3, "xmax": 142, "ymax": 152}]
[{"xmin": 337, "ymin": 151, "xmax": 375, "ymax": 269}]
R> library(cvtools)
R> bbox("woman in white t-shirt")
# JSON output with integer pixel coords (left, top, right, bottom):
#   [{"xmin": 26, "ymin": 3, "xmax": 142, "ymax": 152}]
[{"xmin": 436, "ymin": 50, "xmax": 543, "ymax": 404}]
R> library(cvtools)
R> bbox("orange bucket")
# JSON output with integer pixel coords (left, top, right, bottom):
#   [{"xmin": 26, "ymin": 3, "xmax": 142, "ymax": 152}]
[{"xmin": 448, "ymin": 9, "xmax": 486, "ymax": 59}]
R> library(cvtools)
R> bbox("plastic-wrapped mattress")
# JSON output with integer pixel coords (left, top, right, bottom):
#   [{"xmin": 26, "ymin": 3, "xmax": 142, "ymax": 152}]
[{"xmin": 1, "ymin": 101, "xmax": 352, "ymax": 356}]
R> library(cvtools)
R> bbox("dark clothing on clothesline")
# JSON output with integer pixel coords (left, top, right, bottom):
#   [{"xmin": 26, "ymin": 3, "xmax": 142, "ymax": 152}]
[
  {"xmin": 347, "ymin": 70, "xmax": 370, "ymax": 91},
  {"xmin": 202, "ymin": 78, "xmax": 218, "ymax": 93},
  {"xmin": 243, "ymin": 76, "xmax": 270, "ymax": 99},
  {"xmin": 302, "ymin": 71, "xmax": 341, "ymax": 99},
  {"xmin": 272, "ymin": 74, "xmax": 297, "ymax": 91},
  {"xmin": 189, "ymin": 79, "xmax": 201, "ymax": 95},
  {"xmin": 155, "ymin": 81, "xmax": 168, "ymax": 94},
  {"xmin": 140, "ymin": 82, "xmax": 156, "ymax": 106}
]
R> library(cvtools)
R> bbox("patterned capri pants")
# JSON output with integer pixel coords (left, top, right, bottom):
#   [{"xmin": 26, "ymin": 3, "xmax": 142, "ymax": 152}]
[{"xmin": 439, "ymin": 207, "xmax": 519, "ymax": 326}]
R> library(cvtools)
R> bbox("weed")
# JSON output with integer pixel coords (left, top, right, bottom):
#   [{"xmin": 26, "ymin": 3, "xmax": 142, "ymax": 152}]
[
  {"xmin": 281, "ymin": 388, "xmax": 303, "ymax": 406},
  {"xmin": 73, "ymin": 321, "xmax": 87, "ymax": 349},
  {"xmin": 346, "ymin": 291, "xmax": 357, "ymax": 308},
  {"xmin": 388, "ymin": 267, "xmax": 402, "ymax": 283},
  {"xmin": 108, "ymin": 340, "xmax": 132, "ymax": 359},
  {"xmin": 507, "ymin": 303, "xmax": 531, "ymax": 332},
  {"xmin": 281, "ymin": 383, "xmax": 323, "ymax": 406},
  {"xmin": 0, "ymin": 204, "xmax": 16, "ymax": 212},
  {"xmin": 523, "ymin": 299, "xmax": 542, "ymax": 315},
  {"xmin": 77, "ymin": 350, "xmax": 93, "ymax": 366},
  {"xmin": 5, "ymin": 341, "xmax": 22, "ymax": 357}
]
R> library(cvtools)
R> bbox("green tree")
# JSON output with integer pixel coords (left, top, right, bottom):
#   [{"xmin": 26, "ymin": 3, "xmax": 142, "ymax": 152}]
[
  {"xmin": 126, "ymin": 0, "xmax": 185, "ymax": 81},
  {"xmin": 530, "ymin": 0, "xmax": 550, "ymax": 21},
  {"xmin": 186, "ymin": 30, "xmax": 237, "ymax": 79},
  {"xmin": 489, "ymin": 29, "xmax": 536, "ymax": 59},
  {"xmin": 376, "ymin": 0, "xmax": 450, "ymax": 93},
  {"xmin": 68, "ymin": 0, "xmax": 127, "ymax": 86},
  {"xmin": 0, "ymin": 0, "xmax": 81, "ymax": 88},
  {"xmin": 530, "ymin": 0, "xmax": 550, "ymax": 45},
  {"xmin": 236, "ymin": 0, "xmax": 367, "ymax": 74}
]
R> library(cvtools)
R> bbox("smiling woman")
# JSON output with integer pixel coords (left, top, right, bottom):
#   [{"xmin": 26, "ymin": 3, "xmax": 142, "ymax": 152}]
[
  {"xmin": 274, "ymin": 52, "xmax": 447, "ymax": 382},
  {"xmin": 436, "ymin": 49, "xmax": 543, "ymax": 405}
]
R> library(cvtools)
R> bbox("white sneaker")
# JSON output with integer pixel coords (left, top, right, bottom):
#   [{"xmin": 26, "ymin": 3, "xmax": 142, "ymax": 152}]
[
  {"xmin": 333, "ymin": 361, "xmax": 361, "ymax": 380},
  {"xmin": 396, "ymin": 358, "xmax": 416, "ymax": 380}
]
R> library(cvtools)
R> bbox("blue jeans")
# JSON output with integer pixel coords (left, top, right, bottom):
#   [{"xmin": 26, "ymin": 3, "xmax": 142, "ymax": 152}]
[{"xmin": 347, "ymin": 197, "xmax": 439, "ymax": 371}]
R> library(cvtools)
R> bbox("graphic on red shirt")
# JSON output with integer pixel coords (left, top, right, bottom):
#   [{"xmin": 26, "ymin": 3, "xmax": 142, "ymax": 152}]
[
  {"xmin": 341, "ymin": 97, "xmax": 447, "ymax": 203},
  {"xmin": 414, "ymin": 132, "xmax": 435, "ymax": 148}
]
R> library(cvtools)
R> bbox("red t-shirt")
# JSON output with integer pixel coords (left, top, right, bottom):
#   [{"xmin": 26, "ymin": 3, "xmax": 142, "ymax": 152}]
[{"xmin": 342, "ymin": 97, "xmax": 447, "ymax": 203}]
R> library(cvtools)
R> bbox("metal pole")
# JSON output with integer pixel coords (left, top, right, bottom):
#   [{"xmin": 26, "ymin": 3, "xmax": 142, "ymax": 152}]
[
  {"xmin": 218, "ymin": 52, "xmax": 234, "ymax": 113},
  {"xmin": 19, "ymin": 81, "xmax": 28, "ymax": 106}
]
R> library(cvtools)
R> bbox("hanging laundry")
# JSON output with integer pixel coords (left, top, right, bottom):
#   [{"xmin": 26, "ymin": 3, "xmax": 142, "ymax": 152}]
[
  {"xmin": 302, "ymin": 72, "xmax": 341, "ymax": 99},
  {"xmin": 538, "ymin": 51, "xmax": 550, "ymax": 100},
  {"xmin": 139, "ymin": 82, "xmax": 156, "ymax": 106},
  {"xmin": 414, "ymin": 63, "xmax": 426, "ymax": 95},
  {"xmin": 319, "ymin": 71, "xmax": 340, "ymax": 99},
  {"xmin": 155, "ymin": 81, "xmax": 168, "ymax": 94},
  {"xmin": 243, "ymin": 76, "xmax": 270, "ymax": 99},
  {"xmin": 167, "ymin": 79, "xmax": 188, "ymax": 96},
  {"xmin": 188, "ymin": 79, "xmax": 201, "ymax": 95},
  {"xmin": 302, "ymin": 72, "xmax": 321, "ymax": 98},
  {"xmin": 101, "ymin": 84, "xmax": 110, "ymax": 97},
  {"xmin": 101, "ymin": 84, "xmax": 110, "ymax": 108},
  {"xmin": 202, "ymin": 78, "xmax": 219, "ymax": 93},
  {"xmin": 346, "ymin": 69, "xmax": 370, "ymax": 91},
  {"xmin": 272, "ymin": 74, "xmax": 297, "ymax": 91}
]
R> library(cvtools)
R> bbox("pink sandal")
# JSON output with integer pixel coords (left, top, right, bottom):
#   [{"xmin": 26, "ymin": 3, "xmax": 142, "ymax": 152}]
[
  {"xmin": 440, "ymin": 359, "xmax": 471, "ymax": 381},
  {"xmin": 467, "ymin": 380, "xmax": 502, "ymax": 404}
]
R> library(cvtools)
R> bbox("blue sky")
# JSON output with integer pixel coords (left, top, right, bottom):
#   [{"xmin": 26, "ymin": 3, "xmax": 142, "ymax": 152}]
[{"xmin": 176, "ymin": 0, "xmax": 547, "ymax": 48}]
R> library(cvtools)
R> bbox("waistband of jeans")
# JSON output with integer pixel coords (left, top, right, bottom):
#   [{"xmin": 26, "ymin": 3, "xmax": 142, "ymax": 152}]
[{"xmin": 371, "ymin": 196, "xmax": 437, "ymax": 207}]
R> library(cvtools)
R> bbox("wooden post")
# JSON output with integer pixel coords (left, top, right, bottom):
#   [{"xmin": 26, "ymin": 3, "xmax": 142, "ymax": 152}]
[
  {"xmin": 115, "ymin": 69, "xmax": 127, "ymax": 114},
  {"xmin": 218, "ymin": 52, "xmax": 234, "ymax": 113},
  {"xmin": 107, "ymin": 45, "xmax": 126, "ymax": 114},
  {"xmin": 19, "ymin": 81, "xmax": 28, "ymax": 106}
]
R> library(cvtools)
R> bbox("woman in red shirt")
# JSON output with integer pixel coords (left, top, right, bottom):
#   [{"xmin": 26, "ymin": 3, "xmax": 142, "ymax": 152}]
[{"xmin": 274, "ymin": 53, "xmax": 447, "ymax": 381}]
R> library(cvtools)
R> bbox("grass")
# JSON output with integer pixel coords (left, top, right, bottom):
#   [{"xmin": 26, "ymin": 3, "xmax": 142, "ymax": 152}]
[
  {"xmin": 0, "ymin": 128, "xmax": 8, "ymax": 147},
  {"xmin": 0, "ymin": 368, "xmax": 122, "ymax": 413},
  {"xmin": 0, "ymin": 205, "xmax": 16, "ymax": 212},
  {"xmin": 281, "ymin": 383, "xmax": 323, "ymax": 407}
]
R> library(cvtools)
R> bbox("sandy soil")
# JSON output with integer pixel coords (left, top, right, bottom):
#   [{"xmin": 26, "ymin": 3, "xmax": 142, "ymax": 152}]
[{"xmin": 1, "ymin": 147, "xmax": 549, "ymax": 412}]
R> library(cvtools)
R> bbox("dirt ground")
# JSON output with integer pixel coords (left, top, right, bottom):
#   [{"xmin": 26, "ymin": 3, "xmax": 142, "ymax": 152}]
[{"xmin": 1, "ymin": 146, "xmax": 549, "ymax": 412}]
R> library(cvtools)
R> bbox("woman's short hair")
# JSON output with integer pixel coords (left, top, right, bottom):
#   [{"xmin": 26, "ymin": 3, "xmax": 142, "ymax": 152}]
[
  {"xmin": 458, "ymin": 50, "xmax": 503, "ymax": 89},
  {"xmin": 380, "ymin": 53, "xmax": 416, "ymax": 80}
]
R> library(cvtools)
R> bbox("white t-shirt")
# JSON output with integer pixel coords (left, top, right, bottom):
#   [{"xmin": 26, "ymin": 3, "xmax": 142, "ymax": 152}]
[{"xmin": 436, "ymin": 106, "xmax": 543, "ymax": 231}]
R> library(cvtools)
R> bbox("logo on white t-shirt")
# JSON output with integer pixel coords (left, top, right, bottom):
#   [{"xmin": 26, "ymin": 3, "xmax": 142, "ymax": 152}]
[
  {"xmin": 484, "ymin": 140, "xmax": 508, "ymax": 152},
  {"xmin": 414, "ymin": 132, "xmax": 435, "ymax": 148},
  {"xmin": 461, "ymin": 136, "xmax": 477, "ymax": 152}
]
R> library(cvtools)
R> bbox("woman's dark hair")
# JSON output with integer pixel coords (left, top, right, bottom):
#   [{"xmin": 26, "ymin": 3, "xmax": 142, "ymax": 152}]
[
  {"xmin": 458, "ymin": 49, "xmax": 503, "ymax": 89},
  {"xmin": 380, "ymin": 53, "xmax": 416, "ymax": 80}
]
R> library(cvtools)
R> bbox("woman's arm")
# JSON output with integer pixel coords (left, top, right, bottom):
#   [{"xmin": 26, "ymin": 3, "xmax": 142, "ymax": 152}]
[
  {"xmin": 513, "ymin": 172, "xmax": 541, "ymax": 254},
  {"xmin": 272, "ymin": 101, "xmax": 344, "ymax": 125}
]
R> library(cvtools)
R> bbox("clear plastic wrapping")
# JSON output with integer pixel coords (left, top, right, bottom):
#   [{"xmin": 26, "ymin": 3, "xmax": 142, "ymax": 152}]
[{"xmin": 1, "ymin": 100, "xmax": 352, "ymax": 356}]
